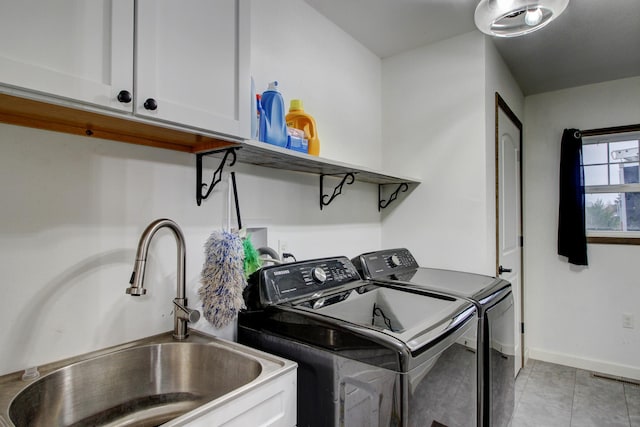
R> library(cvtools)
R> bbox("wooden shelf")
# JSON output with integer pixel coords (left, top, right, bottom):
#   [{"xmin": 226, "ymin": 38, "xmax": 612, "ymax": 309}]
[
  {"xmin": 0, "ymin": 91, "xmax": 420, "ymax": 189},
  {"xmin": 0, "ymin": 92, "xmax": 237, "ymax": 153},
  {"xmin": 199, "ymin": 139, "xmax": 420, "ymax": 186}
]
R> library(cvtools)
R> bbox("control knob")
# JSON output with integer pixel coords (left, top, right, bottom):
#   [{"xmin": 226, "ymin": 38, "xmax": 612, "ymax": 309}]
[
  {"xmin": 311, "ymin": 267, "xmax": 327, "ymax": 284},
  {"xmin": 389, "ymin": 254, "xmax": 401, "ymax": 267}
]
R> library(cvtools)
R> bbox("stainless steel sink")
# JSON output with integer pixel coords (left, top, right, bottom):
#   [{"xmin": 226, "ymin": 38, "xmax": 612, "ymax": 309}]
[{"xmin": 0, "ymin": 331, "xmax": 296, "ymax": 427}]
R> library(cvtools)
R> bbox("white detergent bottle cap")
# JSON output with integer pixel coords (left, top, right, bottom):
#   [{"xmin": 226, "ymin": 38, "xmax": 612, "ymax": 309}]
[{"xmin": 267, "ymin": 81, "xmax": 279, "ymax": 91}]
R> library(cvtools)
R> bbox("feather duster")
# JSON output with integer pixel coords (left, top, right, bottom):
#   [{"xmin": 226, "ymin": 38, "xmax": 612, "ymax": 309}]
[{"xmin": 199, "ymin": 230, "xmax": 246, "ymax": 328}]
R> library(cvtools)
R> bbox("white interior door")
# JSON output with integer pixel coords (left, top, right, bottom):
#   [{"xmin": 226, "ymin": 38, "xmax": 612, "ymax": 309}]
[{"xmin": 497, "ymin": 97, "xmax": 523, "ymax": 376}]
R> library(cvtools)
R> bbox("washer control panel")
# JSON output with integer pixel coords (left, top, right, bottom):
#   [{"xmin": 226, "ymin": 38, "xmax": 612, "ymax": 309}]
[
  {"xmin": 258, "ymin": 257, "xmax": 360, "ymax": 305},
  {"xmin": 352, "ymin": 248, "xmax": 418, "ymax": 279}
]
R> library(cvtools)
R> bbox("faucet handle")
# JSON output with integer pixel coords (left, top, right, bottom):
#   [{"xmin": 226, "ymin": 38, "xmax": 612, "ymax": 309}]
[
  {"xmin": 173, "ymin": 299, "xmax": 200, "ymax": 323},
  {"xmin": 184, "ymin": 308, "xmax": 200, "ymax": 324}
]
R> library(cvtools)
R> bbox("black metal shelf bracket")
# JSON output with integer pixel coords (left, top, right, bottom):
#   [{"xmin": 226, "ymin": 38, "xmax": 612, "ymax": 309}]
[
  {"xmin": 379, "ymin": 182, "xmax": 409, "ymax": 211},
  {"xmin": 320, "ymin": 173, "xmax": 355, "ymax": 210},
  {"xmin": 196, "ymin": 147, "xmax": 238, "ymax": 206}
]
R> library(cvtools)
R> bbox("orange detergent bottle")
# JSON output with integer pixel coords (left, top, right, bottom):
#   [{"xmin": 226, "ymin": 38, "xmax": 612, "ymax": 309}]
[{"xmin": 286, "ymin": 99, "xmax": 320, "ymax": 156}]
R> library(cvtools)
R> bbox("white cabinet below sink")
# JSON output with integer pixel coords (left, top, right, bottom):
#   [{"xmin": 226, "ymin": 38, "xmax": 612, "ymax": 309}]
[{"xmin": 180, "ymin": 369, "xmax": 296, "ymax": 427}]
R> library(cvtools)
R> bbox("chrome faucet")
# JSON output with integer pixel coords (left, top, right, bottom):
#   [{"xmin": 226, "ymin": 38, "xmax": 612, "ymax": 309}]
[{"xmin": 126, "ymin": 219, "xmax": 200, "ymax": 340}]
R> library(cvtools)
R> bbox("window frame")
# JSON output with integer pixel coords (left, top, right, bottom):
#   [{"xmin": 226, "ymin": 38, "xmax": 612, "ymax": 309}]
[{"xmin": 581, "ymin": 124, "xmax": 640, "ymax": 245}]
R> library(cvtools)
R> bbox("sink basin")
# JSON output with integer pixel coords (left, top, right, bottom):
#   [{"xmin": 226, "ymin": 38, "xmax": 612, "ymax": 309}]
[
  {"xmin": 0, "ymin": 331, "xmax": 296, "ymax": 427},
  {"xmin": 10, "ymin": 343, "xmax": 260, "ymax": 426}
]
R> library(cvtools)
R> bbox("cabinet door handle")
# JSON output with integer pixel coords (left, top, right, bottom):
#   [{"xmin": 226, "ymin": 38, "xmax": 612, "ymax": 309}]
[
  {"xmin": 117, "ymin": 90, "xmax": 132, "ymax": 104},
  {"xmin": 144, "ymin": 98, "xmax": 158, "ymax": 111}
]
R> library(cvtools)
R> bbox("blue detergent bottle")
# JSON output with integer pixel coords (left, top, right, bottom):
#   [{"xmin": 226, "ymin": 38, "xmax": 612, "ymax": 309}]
[{"xmin": 259, "ymin": 81, "xmax": 288, "ymax": 148}]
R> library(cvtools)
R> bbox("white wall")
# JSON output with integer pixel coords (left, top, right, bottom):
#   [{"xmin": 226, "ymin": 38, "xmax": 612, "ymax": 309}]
[
  {"xmin": 250, "ymin": 0, "xmax": 382, "ymax": 169},
  {"xmin": 484, "ymin": 37, "xmax": 524, "ymax": 121},
  {"xmin": 380, "ymin": 31, "xmax": 487, "ymax": 274},
  {"xmin": 0, "ymin": 0, "xmax": 384, "ymax": 376},
  {"xmin": 524, "ymin": 76, "xmax": 640, "ymax": 379},
  {"xmin": 380, "ymin": 31, "xmax": 523, "ymax": 275}
]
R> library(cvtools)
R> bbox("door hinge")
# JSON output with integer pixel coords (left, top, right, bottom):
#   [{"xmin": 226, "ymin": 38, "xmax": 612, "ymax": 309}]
[
  {"xmin": 520, "ymin": 235, "xmax": 524, "ymax": 247},
  {"xmin": 521, "ymin": 322, "xmax": 525, "ymax": 334}
]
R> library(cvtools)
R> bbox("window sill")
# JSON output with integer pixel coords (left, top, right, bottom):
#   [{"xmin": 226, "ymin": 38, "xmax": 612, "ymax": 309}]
[{"xmin": 587, "ymin": 236, "xmax": 640, "ymax": 245}]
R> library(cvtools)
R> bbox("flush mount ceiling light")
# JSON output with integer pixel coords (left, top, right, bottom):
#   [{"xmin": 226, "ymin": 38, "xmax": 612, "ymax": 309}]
[{"xmin": 475, "ymin": 0, "xmax": 569, "ymax": 37}]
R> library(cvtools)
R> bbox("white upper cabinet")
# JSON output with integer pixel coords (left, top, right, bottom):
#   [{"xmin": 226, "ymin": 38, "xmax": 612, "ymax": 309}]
[
  {"xmin": 0, "ymin": 0, "xmax": 134, "ymax": 113},
  {"xmin": 135, "ymin": 0, "xmax": 250, "ymax": 139},
  {"xmin": 0, "ymin": 0, "xmax": 250, "ymax": 139}
]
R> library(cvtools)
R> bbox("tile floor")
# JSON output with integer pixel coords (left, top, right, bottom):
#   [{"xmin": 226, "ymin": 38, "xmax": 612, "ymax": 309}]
[{"xmin": 511, "ymin": 360, "xmax": 640, "ymax": 427}]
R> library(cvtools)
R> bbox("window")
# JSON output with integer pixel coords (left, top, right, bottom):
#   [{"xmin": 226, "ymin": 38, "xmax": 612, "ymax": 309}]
[{"xmin": 582, "ymin": 125, "xmax": 640, "ymax": 243}]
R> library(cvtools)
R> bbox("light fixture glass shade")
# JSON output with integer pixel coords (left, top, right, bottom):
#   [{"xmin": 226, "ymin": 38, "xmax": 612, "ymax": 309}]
[{"xmin": 475, "ymin": 0, "xmax": 569, "ymax": 37}]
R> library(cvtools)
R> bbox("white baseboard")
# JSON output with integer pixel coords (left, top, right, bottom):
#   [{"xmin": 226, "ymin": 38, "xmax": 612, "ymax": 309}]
[{"xmin": 528, "ymin": 347, "xmax": 640, "ymax": 381}]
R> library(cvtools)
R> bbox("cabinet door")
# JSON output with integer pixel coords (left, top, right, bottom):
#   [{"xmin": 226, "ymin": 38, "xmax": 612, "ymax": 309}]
[
  {"xmin": 135, "ymin": 0, "xmax": 250, "ymax": 139},
  {"xmin": 0, "ymin": 0, "xmax": 134, "ymax": 112}
]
